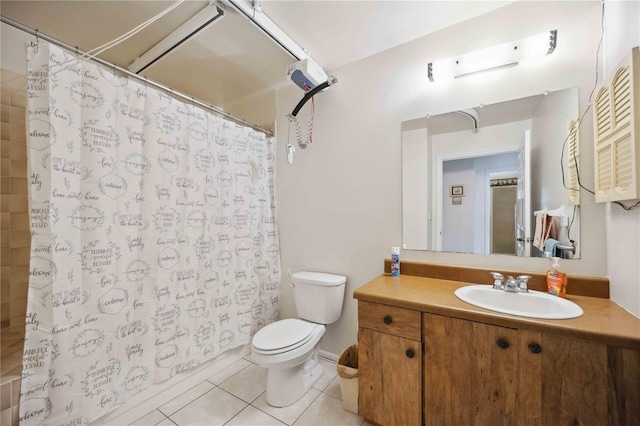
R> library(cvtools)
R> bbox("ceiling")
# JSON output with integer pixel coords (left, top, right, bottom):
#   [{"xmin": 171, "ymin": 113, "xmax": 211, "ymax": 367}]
[
  {"xmin": 260, "ymin": 1, "xmax": 513, "ymax": 71},
  {"xmin": 0, "ymin": 0, "xmax": 512, "ymax": 126}
]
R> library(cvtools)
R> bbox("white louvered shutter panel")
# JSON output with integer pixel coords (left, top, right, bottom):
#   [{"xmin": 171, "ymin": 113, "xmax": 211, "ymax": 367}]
[
  {"xmin": 593, "ymin": 47, "xmax": 640, "ymax": 203},
  {"xmin": 567, "ymin": 119, "xmax": 580, "ymax": 205}
]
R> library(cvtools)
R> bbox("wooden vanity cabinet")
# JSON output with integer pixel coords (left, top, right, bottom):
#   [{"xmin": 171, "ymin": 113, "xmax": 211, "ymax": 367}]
[
  {"xmin": 355, "ymin": 274, "xmax": 640, "ymax": 426},
  {"xmin": 423, "ymin": 314, "xmax": 640, "ymax": 426},
  {"xmin": 423, "ymin": 313, "xmax": 518, "ymax": 425},
  {"xmin": 358, "ymin": 301, "xmax": 422, "ymax": 426}
]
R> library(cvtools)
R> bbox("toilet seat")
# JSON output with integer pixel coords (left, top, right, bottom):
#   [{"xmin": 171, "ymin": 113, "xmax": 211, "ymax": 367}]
[{"xmin": 252, "ymin": 318, "xmax": 315, "ymax": 355}]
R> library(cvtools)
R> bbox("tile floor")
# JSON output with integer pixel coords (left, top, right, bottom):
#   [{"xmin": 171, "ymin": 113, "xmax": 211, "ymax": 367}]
[{"xmin": 128, "ymin": 354, "xmax": 372, "ymax": 426}]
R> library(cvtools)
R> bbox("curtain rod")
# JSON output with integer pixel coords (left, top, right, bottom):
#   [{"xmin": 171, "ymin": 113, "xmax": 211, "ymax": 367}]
[{"xmin": 0, "ymin": 15, "xmax": 275, "ymax": 137}]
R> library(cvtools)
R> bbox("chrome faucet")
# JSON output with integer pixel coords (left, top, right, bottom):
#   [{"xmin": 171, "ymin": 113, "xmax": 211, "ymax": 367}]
[
  {"xmin": 490, "ymin": 272, "xmax": 531, "ymax": 293},
  {"xmin": 516, "ymin": 275, "xmax": 531, "ymax": 293},
  {"xmin": 490, "ymin": 272, "xmax": 504, "ymax": 290}
]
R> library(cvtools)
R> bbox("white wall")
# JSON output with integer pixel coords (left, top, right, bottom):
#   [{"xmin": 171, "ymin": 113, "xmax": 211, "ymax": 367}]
[
  {"xmin": 604, "ymin": 0, "xmax": 640, "ymax": 317},
  {"xmin": 402, "ymin": 127, "xmax": 430, "ymax": 250},
  {"xmin": 530, "ymin": 87, "xmax": 582, "ymax": 256},
  {"xmin": 276, "ymin": 1, "xmax": 610, "ymax": 355},
  {"xmin": 442, "ymin": 159, "xmax": 475, "ymax": 253}
]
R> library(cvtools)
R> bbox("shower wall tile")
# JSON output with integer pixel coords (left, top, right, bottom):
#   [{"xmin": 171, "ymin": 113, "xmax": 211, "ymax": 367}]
[
  {"xmin": 0, "ymin": 140, "xmax": 9, "ymax": 159},
  {"xmin": 11, "ymin": 249, "xmax": 29, "ymax": 266},
  {"xmin": 9, "ymin": 125, "xmax": 25, "ymax": 145},
  {"xmin": 10, "ymin": 107, "xmax": 24, "ymax": 124},
  {"xmin": 0, "ymin": 158, "xmax": 9, "ymax": 177},
  {"xmin": 9, "ymin": 143, "xmax": 26, "ymax": 161},
  {"xmin": 1, "ymin": 381, "xmax": 10, "ymax": 410},
  {"xmin": 1, "ymin": 249, "xmax": 10, "ymax": 267},
  {"xmin": 10, "ymin": 301, "xmax": 26, "ymax": 324},
  {"xmin": 12, "ymin": 91, "xmax": 26, "ymax": 109},
  {"xmin": 10, "ymin": 265, "xmax": 28, "ymax": 284},
  {"xmin": 0, "ymin": 197, "xmax": 9, "ymax": 212},
  {"xmin": 9, "ymin": 195, "xmax": 27, "ymax": 213},
  {"xmin": 11, "ymin": 178, "xmax": 27, "ymax": 194},
  {"xmin": 0, "ymin": 177, "xmax": 9, "ymax": 194},
  {"xmin": 0, "ymin": 407, "xmax": 10, "ymax": 425},
  {"xmin": 10, "ymin": 284, "xmax": 27, "ymax": 302},
  {"xmin": 0, "ymin": 213, "xmax": 9, "ymax": 229},
  {"xmin": 0, "ymin": 69, "xmax": 28, "ymax": 333},
  {"xmin": 1, "ymin": 105, "xmax": 9, "ymax": 123},
  {"xmin": 10, "ymin": 231, "xmax": 29, "ymax": 248},
  {"xmin": 9, "ymin": 213, "xmax": 27, "ymax": 230},
  {"xmin": 1, "ymin": 285, "xmax": 9, "ymax": 303},
  {"xmin": 0, "ymin": 304, "xmax": 9, "ymax": 325},
  {"xmin": 11, "ymin": 380, "xmax": 20, "ymax": 407},
  {"xmin": 9, "ymin": 161, "xmax": 26, "ymax": 178}
]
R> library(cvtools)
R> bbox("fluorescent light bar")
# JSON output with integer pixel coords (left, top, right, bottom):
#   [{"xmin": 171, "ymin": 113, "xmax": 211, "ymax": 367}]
[
  {"xmin": 454, "ymin": 61, "xmax": 519, "ymax": 79},
  {"xmin": 428, "ymin": 30, "xmax": 557, "ymax": 82},
  {"xmin": 226, "ymin": 0, "xmax": 310, "ymax": 62},
  {"xmin": 128, "ymin": 2, "xmax": 225, "ymax": 74}
]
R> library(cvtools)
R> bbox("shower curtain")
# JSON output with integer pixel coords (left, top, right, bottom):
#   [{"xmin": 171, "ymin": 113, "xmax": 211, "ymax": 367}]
[{"xmin": 20, "ymin": 42, "xmax": 281, "ymax": 425}]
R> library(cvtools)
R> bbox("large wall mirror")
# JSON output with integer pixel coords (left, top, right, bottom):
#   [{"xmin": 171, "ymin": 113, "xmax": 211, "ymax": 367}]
[{"xmin": 402, "ymin": 87, "xmax": 581, "ymax": 259}]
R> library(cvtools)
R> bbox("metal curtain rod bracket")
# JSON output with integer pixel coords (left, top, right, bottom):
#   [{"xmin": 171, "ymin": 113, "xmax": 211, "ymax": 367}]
[{"xmin": 0, "ymin": 15, "xmax": 274, "ymax": 137}]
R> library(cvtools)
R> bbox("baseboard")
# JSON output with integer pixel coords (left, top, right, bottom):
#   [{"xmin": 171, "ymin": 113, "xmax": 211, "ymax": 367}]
[{"xmin": 318, "ymin": 349, "xmax": 339, "ymax": 362}]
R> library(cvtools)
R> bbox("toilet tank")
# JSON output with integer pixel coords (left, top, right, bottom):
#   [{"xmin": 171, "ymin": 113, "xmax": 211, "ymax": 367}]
[{"xmin": 291, "ymin": 271, "xmax": 346, "ymax": 324}]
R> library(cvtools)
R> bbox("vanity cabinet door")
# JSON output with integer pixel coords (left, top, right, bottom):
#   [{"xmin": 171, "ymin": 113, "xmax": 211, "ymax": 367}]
[
  {"xmin": 518, "ymin": 331, "xmax": 640, "ymax": 426},
  {"xmin": 423, "ymin": 313, "xmax": 517, "ymax": 426},
  {"xmin": 607, "ymin": 345, "xmax": 640, "ymax": 425},
  {"xmin": 358, "ymin": 326, "xmax": 422, "ymax": 426},
  {"xmin": 538, "ymin": 333, "xmax": 608, "ymax": 425}
]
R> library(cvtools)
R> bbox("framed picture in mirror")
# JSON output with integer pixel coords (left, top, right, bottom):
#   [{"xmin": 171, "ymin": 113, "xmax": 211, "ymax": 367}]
[{"xmin": 450, "ymin": 185, "xmax": 465, "ymax": 197}]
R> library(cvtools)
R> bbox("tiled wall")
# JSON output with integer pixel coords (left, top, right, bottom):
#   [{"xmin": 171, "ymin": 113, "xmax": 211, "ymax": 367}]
[
  {"xmin": 0, "ymin": 377, "xmax": 20, "ymax": 425},
  {"xmin": 1, "ymin": 69, "xmax": 29, "ymax": 330}
]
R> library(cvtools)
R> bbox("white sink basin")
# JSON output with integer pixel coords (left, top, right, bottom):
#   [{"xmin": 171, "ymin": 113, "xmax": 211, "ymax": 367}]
[{"xmin": 454, "ymin": 285, "xmax": 583, "ymax": 319}]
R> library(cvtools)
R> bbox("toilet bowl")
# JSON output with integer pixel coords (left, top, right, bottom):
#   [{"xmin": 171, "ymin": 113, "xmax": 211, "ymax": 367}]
[
  {"xmin": 251, "ymin": 271, "xmax": 346, "ymax": 407},
  {"xmin": 252, "ymin": 318, "xmax": 325, "ymax": 407}
]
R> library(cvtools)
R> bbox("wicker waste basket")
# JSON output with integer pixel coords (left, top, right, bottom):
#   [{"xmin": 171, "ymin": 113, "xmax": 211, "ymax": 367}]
[{"xmin": 336, "ymin": 344, "xmax": 358, "ymax": 414}]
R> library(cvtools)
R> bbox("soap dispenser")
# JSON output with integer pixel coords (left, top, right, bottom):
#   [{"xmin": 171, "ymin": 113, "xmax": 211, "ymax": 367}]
[{"xmin": 546, "ymin": 257, "xmax": 568, "ymax": 298}]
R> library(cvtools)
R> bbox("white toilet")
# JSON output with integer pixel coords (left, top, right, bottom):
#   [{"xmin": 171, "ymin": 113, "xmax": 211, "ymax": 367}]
[{"xmin": 251, "ymin": 271, "xmax": 346, "ymax": 407}]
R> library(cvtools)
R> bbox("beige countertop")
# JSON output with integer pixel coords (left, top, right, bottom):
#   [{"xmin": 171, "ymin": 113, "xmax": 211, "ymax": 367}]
[{"xmin": 353, "ymin": 274, "xmax": 640, "ymax": 350}]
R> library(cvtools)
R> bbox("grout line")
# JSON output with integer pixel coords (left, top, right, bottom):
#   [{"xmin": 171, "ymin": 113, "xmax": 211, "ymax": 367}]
[
  {"xmin": 288, "ymin": 388, "xmax": 323, "ymax": 426},
  {"xmin": 157, "ymin": 382, "xmax": 217, "ymax": 417},
  {"xmin": 215, "ymin": 384, "xmax": 254, "ymax": 406},
  {"xmin": 157, "ymin": 416, "xmax": 178, "ymax": 426}
]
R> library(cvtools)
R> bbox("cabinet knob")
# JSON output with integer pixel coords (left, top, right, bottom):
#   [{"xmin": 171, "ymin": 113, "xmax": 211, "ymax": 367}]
[
  {"xmin": 528, "ymin": 342, "xmax": 542, "ymax": 354},
  {"xmin": 496, "ymin": 338, "xmax": 510, "ymax": 349},
  {"xmin": 406, "ymin": 349, "xmax": 415, "ymax": 358},
  {"xmin": 383, "ymin": 315, "xmax": 392, "ymax": 325}
]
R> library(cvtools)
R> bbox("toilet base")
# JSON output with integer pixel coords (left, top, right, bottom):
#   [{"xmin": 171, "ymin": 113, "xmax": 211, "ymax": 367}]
[{"xmin": 265, "ymin": 349, "xmax": 324, "ymax": 407}]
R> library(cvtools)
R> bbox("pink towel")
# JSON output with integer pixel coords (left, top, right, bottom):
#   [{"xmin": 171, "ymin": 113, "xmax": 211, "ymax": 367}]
[{"xmin": 533, "ymin": 210, "xmax": 557, "ymax": 250}]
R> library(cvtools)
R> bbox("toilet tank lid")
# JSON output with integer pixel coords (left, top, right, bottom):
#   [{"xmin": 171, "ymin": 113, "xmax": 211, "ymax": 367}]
[{"xmin": 292, "ymin": 271, "xmax": 346, "ymax": 286}]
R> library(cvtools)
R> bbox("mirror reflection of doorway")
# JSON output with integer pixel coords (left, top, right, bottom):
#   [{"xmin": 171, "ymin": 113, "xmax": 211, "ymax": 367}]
[
  {"xmin": 441, "ymin": 153, "xmax": 519, "ymax": 254},
  {"xmin": 490, "ymin": 181, "xmax": 517, "ymax": 254}
]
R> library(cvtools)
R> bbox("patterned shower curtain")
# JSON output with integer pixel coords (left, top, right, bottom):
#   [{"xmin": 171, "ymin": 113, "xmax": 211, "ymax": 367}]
[{"xmin": 19, "ymin": 42, "xmax": 281, "ymax": 425}]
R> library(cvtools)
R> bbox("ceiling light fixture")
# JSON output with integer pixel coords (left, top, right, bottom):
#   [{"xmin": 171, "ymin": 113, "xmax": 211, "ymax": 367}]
[
  {"xmin": 428, "ymin": 30, "xmax": 557, "ymax": 82},
  {"xmin": 128, "ymin": 2, "xmax": 225, "ymax": 74}
]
